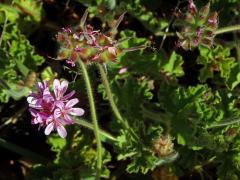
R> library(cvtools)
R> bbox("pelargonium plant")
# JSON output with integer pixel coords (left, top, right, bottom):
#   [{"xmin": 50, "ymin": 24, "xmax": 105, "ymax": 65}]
[{"xmin": 27, "ymin": 79, "xmax": 84, "ymax": 138}]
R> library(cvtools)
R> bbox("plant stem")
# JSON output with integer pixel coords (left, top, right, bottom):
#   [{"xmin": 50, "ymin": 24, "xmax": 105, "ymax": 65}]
[
  {"xmin": 0, "ymin": 10, "xmax": 8, "ymax": 47},
  {"xmin": 97, "ymin": 64, "xmax": 139, "ymax": 140},
  {"xmin": 215, "ymin": 25, "xmax": 240, "ymax": 35},
  {"xmin": 206, "ymin": 118, "xmax": 240, "ymax": 129},
  {"xmin": 75, "ymin": 118, "xmax": 117, "ymax": 142},
  {"xmin": 77, "ymin": 59, "xmax": 102, "ymax": 180}
]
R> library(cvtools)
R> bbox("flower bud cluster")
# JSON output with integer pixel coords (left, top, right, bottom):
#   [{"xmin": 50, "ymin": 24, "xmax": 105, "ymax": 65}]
[
  {"xmin": 56, "ymin": 24, "xmax": 121, "ymax": 67},
  {"xmin": 177, "ymin": 0, "xmax": 218, "ymax": 50}
]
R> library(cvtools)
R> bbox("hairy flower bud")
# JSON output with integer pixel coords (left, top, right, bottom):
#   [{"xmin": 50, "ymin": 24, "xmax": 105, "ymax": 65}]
[
  {"xmin": 208, "ymin": 12, "xmax": 218, "ymax": 29},
  {"xmin": 198, "ymin": 2, "xmax": 210, "ymax": 24},
  {"xmin": 188, "ymin": 0, "xmax": 197, "ymax": 15},
  {"xmin": 153, "ymin": 135, "xmax": 175, "ymax": 157}
]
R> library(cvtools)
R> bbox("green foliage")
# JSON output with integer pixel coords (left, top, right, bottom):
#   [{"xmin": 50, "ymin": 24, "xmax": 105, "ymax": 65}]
[
  {"xmin": 0, "ymin": 24, "xmax": 44, "ymax": 102},
  {"xmin": 197, "ymin": 45, "xmax": 240, "ymax": 89},
  {"xmin": 1, "ymin": 0, "xmax": 240, "ymax": 179},
  {"xmin": 28, "ymin": 128, "xmax": 111, "ymax": 179},
  {"xmin": 0, "ymin": 0, "xmax": 44, "ymax": 103}
]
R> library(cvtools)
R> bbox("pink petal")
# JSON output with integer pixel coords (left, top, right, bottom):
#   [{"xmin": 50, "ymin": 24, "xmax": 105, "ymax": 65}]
[
  {"xmin": 54, "ymin": 108, "xmax": 62, "ymax": 119},
  {"xmin": 57, "ymin": 125, "xmax": 67, "ymax": 138},
  {"xmin": 37, "ymin": 82, "xmax": 44, "ymax": 92},
  {"xmin": 32, "ymin": 118, "xmax": 38, "ymax": 124},
  {"xmin": 27, "ymin": 96, "xmax": 37, "ymax": 104},
  {"xmin": 44, "ymin": 122, "xmax": 54, "ymax": 135},
  {"xmin": 69, "ymin": 108, "xmax": 85, "ymax": 116},
  {"xmin": 63, "ymin": 114, "xmax": 74, "ymax": 124},
  {"xmin": 55, "ymin": 101, "xmax": 65, "ymax": 109},
  {"xmin": 53, "ymin": 79, "xmax": 60, "ymax": 98},
  {"xmin": 45, "ymin": 115, "xmax": 54, "ymax": 124},
  {"xmin": 62, "ymin": 91, "xmax": 75, "ymax": 101},
  {"xmin": 28, "ymin": 97, "xmax": 42, "ymax": 109},
  {"xmin": 43, "ymin": 88, "xmax": 52, "ymax": 97},
  {"xmin": 118, "ymin": 67, "xmax": 128, "ymax": 74},
  {"xmin": 29, "ymin": 108, "xmax": 37, "ymax": 116},
  {"xmin": 108, "ymin": 47, "xmax": 117, "ymax": 56},
  {"xmin": 65, "ymin": 98, "xmax": 79, "ymax": 108},
  {"xmin": 60, "ymin": 80, "xmax": 68, "ymax": 95}
]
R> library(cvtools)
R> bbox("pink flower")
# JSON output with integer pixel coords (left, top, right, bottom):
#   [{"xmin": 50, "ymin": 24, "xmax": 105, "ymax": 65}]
[
  {"xmin": 54, "ymin": 98, "xmax": 85, "ymax": 124},
  {"xmin": 27, "ymin": 81, "xmax": 51, "ymax": 109},
  {"xmin": 27, "ymin": 79, "xmax": 84, "ymax": 138},
  {"xmin": 53, "ymin": 79, "xmax": 75, "ymax": 101},
  {"xmin": 118, "ymin": 67, "xmax": 128, "ymax": 74},
  {"xmin": 29, "ymin": 108, "xmax": 45, "ymax": 125},
  {"xmin": 44, "ymin": 115, "xmax": 67, "ymax": 138}
]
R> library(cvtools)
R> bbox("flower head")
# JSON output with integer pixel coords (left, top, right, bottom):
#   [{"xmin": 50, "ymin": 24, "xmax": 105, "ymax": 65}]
[
  {"xmin": 177, "ymin": 2, "xmax": 218, "ymax": 50},
  {"xmin": 55, "ymin": 10, "xmax": 144, "ymax": 66},
  {"xmin": 27, "ymin": 79, "xmax": 84, "ymax": 138}
]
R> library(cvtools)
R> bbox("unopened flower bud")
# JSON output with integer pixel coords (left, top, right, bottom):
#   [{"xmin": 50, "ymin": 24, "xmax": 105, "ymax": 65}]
[
  {"xmin": 185, "ymin": 13, "xmax": 195, "ymax": 24},
  {"xmin": 188, "ymin": 0, "xmax": 197, "ymax": 15},
  {"xmin": 208, "ymin": 12, "xmax": 218, "ymax": 29},
  {"xmin": 199, "ymin": 2, "xmax": 210, "ymax": 23},
  {"xmin": 153, "ymin": 135, "xmax": 174, "ymax": 157}
]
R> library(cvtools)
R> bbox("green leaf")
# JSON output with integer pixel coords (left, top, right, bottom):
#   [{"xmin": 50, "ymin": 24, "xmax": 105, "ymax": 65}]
[
  {"xmin": 226, "ymin": 64, "xmax": 240, "ymax": 90},
  {"xmin": 162, "ymin": 51, "xmax": 184, "ymax": 77},
  {"xmin": 177, "ymin": 133, "xmax": 186, "ymax": 145},
  {"xmin": 13, "ymin": 0, "xmax": 43, "ymax": 22},
  {"xmin": 41, "ymin": 67, "xmax": 57, "ymax": 81},
  {"xmin": 16, "ymin": 60, "xmax": 29, "ymax": 76},
  {"xmin": 197, "ymin": 45, "xmax": 237, "ymax": 87}
]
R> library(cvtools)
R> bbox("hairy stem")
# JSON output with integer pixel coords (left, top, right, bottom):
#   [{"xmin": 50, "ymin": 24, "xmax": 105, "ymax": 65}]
[
  {"xmin": 206, "ymin": 117, "xmax": 240, "ymax": 129},
  {"xmin": 77, "ymin": 59, "xmax": 102, "ymax": 180},
  {"xmin": 0, "ymin": 9, "xmax": 8, "ymax": 47},
  {"xmin": 97, "ymin": 64, "xmax": 139, "ymax": 140},
  {"xmin": 215, "ymin": 25, "xmax": 240, "ymax": 35}
]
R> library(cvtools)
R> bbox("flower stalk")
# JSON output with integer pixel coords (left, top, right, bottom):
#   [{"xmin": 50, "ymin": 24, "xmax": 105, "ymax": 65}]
[
  {"xmin": 75, "ymin": 118, "xmax": 117, "ymax": 142},
  {"xmin": 215, "ymin": 25, "xmax": 240, "ymax": 35},
  {"xmin": 97, "ymin": 64, "xmax": 139, "ymax": 141},
  {"xmin": 77, "ymin": 59, "xmax": 102, "ymax": 180}
]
